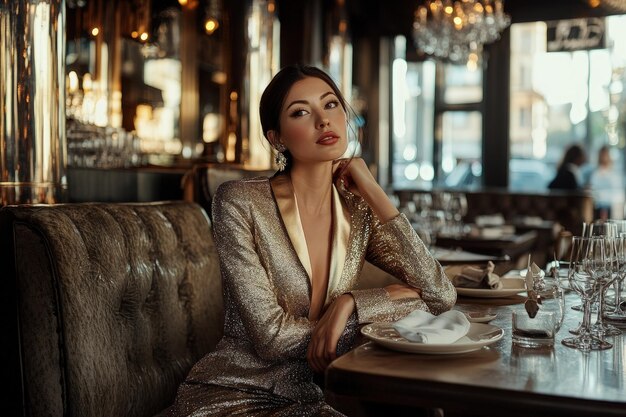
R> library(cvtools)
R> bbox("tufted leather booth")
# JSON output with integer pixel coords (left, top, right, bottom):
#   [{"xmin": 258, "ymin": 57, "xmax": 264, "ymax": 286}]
[
  {"xmin": 2, "ymin": 202, "xmax": 223, "ymax": 417},
  {"xmin": 462, "ymin": 189, "xmax": 593, "ymax": 236}
]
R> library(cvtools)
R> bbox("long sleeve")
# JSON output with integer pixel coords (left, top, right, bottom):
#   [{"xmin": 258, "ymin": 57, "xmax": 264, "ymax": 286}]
[
  {"xmin": 212, "ymin": 183, "xmax": 313, "ymax": 361},
  {"xmin": 351, "ymin": 212, "xmax": 456, "ymax": 324}
]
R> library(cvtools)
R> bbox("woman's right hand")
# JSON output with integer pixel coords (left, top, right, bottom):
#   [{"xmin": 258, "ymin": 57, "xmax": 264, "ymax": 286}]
[{"xmin": 307, "ymin": 294, "xmax": 355, "ymax": 374}]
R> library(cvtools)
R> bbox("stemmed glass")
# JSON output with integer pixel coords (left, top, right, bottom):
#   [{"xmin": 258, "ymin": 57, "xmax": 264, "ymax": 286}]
[
  {"xmin": 426, "ymin": 209, "xmax": 446, "ymax": 248},
  {"xmin": 448, "ymin": 193, "xmax": 468, "ymax": 237},
  {"xmin": 572, "ymin": 222, "xmax": 617, "ymax": 312},
  {"xmin": 590, "ymin": 235, "xmax": 623, "ymax": 336},
  {"xmin": 605, "ymin": 220, "xmax": 626, "ymax": 323},
  {"xmin": 587, "ymin": 223, "xmax": 622, "ymax": 336},
  {"xmin": 411, "ymin": 193, "xmax": 434, "ymax": 250},
  {"xmin": 562, "ymin": 236, "xmax": 613, "ymax": 351},
  {"xmin": 413, "ymin": 193, "xmax": 433, "ymax": 217}
]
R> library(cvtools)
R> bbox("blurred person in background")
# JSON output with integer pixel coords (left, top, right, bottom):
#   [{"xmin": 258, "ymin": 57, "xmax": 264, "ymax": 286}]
[
  {"xmin": 588, "ymin": 145, "xmax": 624, "ymax": 220},
  {"xmin": 548, "ymin": 144, "xmax": 587, "ymax": 191}
]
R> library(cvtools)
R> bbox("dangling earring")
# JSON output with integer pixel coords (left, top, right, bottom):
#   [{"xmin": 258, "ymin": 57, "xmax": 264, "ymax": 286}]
[{"xmin": 274, "ymin": 144, "xmax": 287, "ymax": 171}]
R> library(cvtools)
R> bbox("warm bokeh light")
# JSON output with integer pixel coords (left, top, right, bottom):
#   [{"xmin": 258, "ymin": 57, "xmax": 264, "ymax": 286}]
[
  {"xmin": 204, "ymin": 18, "xmax": 219, "ymax": 35},
  {"xmin": 131, "ymin": 31, "xmax": 138, "ymax": 38},
  {"xmin": 466, "ymin": 52, "xmax": 479, "ymax": 71},
  {"xmin": 588, "ymin": 0, "xmax": 601, "ymax": 7},
  {"xmin": 68, "ymin": 71, "xmax": 79, "ymax": 93},
  {"xmin": 178, "ymin": 0, "xmax": 188, "ymax": 6},
  {"xmin": 91, "ymin": 27, "xmax": 99, "ymax": 36},
  {"xmin": 82, "ymin": 73, "xmax": 92, "ymax": 92},
  {"xmin": 140, "ymin": 32, "xmax": 148, "ymax": 41},
  {"xmin": 212, "ymin": 71, "xmax": 227, "ymax": 84}
]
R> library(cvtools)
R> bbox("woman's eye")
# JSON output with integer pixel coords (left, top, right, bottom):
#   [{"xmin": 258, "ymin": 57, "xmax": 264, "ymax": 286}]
[
  {"xmin": 325, "ymin": 100, "xmax": 339, "ymax": 109},
  {"xmin": 290, "ymin": 109, "xmax": 308, "ymax": 118}
]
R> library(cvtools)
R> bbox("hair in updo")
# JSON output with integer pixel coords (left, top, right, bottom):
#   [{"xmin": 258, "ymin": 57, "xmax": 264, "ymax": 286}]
[{"xmin": 259, "ymin": 64, "xmax": 349, "ymax": 171}]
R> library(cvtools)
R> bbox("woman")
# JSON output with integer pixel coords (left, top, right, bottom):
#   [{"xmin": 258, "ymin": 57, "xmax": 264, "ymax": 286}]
[
  {"xmin": 548, "ymin": 144, "xmax": 587, "ymax": 190},
  {"xmin": 589, "ymin": 145, "xmax": 623, "ymax": 219},
  {"xmin": 168, "ymin": 65, "xmax": 455, "ymax": 416}
]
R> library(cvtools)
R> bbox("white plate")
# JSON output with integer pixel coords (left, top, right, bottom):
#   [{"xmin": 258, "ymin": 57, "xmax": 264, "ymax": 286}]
[
  {"xmin": 361, "ymin": 322, "xmax": 504, "ymax": 354},
  {"xmin": 455, "ymin": 277, "xmax": 526, "ymax": 298}
]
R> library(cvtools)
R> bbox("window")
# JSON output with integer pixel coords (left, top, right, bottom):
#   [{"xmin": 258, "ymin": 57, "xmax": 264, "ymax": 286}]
[
  {"xmin": 391, "ymin": 37, "xmax": 436, "ymax": 189},
  {"xmin": 509, "ymin": 16, "xmax": 626, "ymax": 193},
  {"xmin": 440, "ymin": 111, "xmax": 483, "ymax": 188},
  {"xmin": 390, "ymin": 36, "xmax": 484, "ymax": 189},
  {"xmin": 436, "ymin": 63, "xmax": 483, "ymax": 188}
]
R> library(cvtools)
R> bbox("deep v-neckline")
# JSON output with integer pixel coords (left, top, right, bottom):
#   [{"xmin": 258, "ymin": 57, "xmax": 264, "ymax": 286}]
[
  {"xmin": 295, "ymin": 190, "xmax": 334, "ymax": 319},
  {"xmin": 269, "ymin": 174, "xmax": 351, "ymax": 306}
]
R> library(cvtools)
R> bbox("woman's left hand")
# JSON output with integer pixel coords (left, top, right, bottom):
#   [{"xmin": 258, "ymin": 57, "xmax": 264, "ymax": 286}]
[
  {"xmin": 307, "ymin": 294, "xmax": 355, "ymax": 374},
  {"xmin": 333, "ymin": 158, "xmax": 376, "ymax": 197},
  {"xmin": 334, "ymin": 158, "xmax": 400, "ymax": 223}
]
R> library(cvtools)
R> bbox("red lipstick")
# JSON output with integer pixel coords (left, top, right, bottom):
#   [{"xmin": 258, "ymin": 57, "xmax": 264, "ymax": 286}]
[{"xmin": 317, "ymin": 131, "xmax": 339, "ymax": 145}]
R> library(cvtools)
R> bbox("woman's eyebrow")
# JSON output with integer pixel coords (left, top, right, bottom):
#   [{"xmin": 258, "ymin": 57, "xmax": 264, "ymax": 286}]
[{"xmin": 285, "ymin": 92, "xmax": 337, "ymax": 111}]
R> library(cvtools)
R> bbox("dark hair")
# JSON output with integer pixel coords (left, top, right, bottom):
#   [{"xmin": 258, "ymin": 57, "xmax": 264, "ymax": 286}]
[
  {"xmin": 559, "ymin": 144, "xmax": 586, "ymax": 170},
  {"xmin": 259, "ymin": 64, "xmax": 349, "ymax": 171}
]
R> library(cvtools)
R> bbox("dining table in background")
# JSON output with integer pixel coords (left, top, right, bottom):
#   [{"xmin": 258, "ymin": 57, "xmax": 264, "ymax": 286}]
[
  {"xmin": 432, "ymin": 247, "xmax": 510, "ymax": 266},
  {"xmin": 325, "ymin": 293, "xmax": 626, "ymax": 417},
  {"xmin": 435, "ymin": 230, "xmax": 538, "ymax": 273}
]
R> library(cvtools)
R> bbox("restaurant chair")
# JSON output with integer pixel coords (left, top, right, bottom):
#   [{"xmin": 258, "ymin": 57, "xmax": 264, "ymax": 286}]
[{"xmin": 182, "ymin": 163, "xmax": 275, "ymax": 219}]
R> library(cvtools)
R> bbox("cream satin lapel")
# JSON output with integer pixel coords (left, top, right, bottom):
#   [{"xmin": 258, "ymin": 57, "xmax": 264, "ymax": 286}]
[
  {"xmin": 326, "ymin": 184, "xmax": 351, "ymax": 304},
  {"xmin": 269, "ymin": 174, "xmax": 313, "ymax": 280}
]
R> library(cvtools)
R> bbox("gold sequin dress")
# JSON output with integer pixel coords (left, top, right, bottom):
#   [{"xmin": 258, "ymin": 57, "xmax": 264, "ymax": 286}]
[{"xmin": 168, "ymin": 173, "xmax": 456, "ymax": 416}]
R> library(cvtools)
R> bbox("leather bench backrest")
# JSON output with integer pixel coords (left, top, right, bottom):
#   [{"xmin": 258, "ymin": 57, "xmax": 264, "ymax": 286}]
[{"xmin": 1, "ymin": 202, "xmax": 223, "ymax": 417}]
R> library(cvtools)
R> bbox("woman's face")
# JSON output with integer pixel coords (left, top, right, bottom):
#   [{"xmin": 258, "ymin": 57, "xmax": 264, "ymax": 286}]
[{"xmin": 272, "ymin": 76, "xmax": 348, "ymax": 166}]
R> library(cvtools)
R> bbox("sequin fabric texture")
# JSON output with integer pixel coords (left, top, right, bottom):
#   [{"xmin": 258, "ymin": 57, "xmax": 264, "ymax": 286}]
[{"xmin": 168, "ymin": 175, "xmax": 456, "ymax": 416}]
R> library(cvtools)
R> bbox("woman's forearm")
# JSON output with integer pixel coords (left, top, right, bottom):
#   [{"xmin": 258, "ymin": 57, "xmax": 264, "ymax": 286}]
[{"xmin": 359, "ymin": 180, "xmax": 399, "ymax": 224}]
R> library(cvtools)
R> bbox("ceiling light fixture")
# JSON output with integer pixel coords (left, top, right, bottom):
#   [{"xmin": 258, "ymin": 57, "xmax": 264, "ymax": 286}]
[{"xmin": 413, "ymin": 0, "xmax": 511, "ymax": 64}]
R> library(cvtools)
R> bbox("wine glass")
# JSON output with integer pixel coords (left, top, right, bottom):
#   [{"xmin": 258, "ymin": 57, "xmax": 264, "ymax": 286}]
[
  {"xmin": 589, "ymin": 221, "xmax": 618, "ymax": 238},
  {"xmin": 572, "ymin": 221, "xmax": 617, "ymax": 313},
  {"xmin": 587, "ymin": 223, "xmax": 621, "ymax": 336},
  {"xmin": 562, "ymin": 236, "xmax": 612, "ymax": 351},
  {"xmin": 448, "ymin": 193, "xmax": 468, "ymax": 237},
  {"xmin": 605, "ymin": 221, "xmax": 626, "ymax": 323},
  {"xmin": 590, "ymin": 235, "xmax": 622, "ymax": 336},
  {"xmin": 427, "ymin": 209, "xmax": 446, "ymax": 248},
  {"xmin": 413, "ymin": 193, "xmax": 433, "ymax": 217}
]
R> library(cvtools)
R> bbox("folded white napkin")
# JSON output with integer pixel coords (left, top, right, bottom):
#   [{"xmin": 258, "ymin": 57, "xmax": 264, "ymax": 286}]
[
  {"xmin": 450, "ymin": 261, "xmax": 503, "ymax": 290},
  {"xmin": 392, "ymin": 310, "xmax": 471, "ymax": 344}
]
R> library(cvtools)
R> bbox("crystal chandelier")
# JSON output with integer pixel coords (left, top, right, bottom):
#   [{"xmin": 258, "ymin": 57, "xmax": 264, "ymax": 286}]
[{"xmin": 413, "ymin": 0, "xmax": 511, "ymax": 65}]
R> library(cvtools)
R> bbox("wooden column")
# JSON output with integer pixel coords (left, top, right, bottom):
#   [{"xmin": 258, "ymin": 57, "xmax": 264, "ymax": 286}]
[
  {"xmin": 482, "ymin": 28, "xmax": 511, "ymax": 188},
  {"xmin": 180, "ymin": 1, "xmax": 200, "ymax": 153}
]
